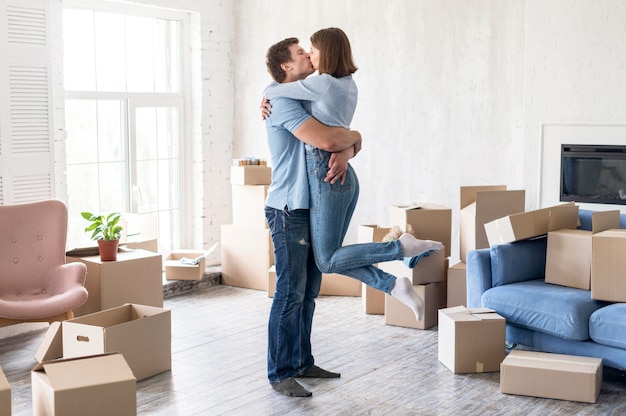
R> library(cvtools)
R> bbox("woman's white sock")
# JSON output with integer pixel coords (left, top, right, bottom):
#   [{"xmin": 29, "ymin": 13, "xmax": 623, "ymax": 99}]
[
  {"xmin": 398, "ymin": 233, "xmax": 443, "ymax": 257},
  {"xmin": 390, "ymin": 276, "xmax": 424, "ymax": 321}
]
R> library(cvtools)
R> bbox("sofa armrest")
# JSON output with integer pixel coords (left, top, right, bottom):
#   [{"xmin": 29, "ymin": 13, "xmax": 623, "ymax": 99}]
[{"xmin": 466, "ymin": 248, "xmax": 493, "ymax": 308}]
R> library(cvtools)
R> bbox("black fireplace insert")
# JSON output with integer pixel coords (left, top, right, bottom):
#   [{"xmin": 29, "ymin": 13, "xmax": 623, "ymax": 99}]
[{"xmin": 560, "ymin": 144, "xmax": 626, "ymax": 205}]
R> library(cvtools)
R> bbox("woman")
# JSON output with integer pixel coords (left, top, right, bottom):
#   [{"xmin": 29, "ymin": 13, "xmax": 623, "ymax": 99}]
[{"xmin": 263, "ymin": 28, "xmax": 442, "ymax": 320}]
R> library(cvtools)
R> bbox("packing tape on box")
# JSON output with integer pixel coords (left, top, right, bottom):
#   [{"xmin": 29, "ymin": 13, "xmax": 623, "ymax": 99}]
[
  {"xmin": 510, "ymin": 354, "xmax": 600, "ymax": 367},
  {"xmin": 476, "ymin": 362, "xmax": 484, "ymax": 372}
]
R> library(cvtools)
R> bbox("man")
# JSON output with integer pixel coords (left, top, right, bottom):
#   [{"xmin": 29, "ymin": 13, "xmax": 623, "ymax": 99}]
[{"xmin": 263, "ymin": 37, "xmax": 361, "ymax": 398}]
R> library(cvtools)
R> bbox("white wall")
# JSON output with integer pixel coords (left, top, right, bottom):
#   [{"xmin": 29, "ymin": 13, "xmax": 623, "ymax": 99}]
[{"xmin": 84, "ymin": 0, "xmax": 626, "ymax": 263}]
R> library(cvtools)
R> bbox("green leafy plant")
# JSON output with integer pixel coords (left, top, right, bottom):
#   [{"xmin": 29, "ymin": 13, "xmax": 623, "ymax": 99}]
[{"xmin": 81, "ymin": 212, "xmax": 123, "ymax": 241}]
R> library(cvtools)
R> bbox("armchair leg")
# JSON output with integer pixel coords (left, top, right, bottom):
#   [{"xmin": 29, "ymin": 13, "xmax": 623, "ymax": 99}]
[{"xmin": 66, "ymin": 310, "xmax": 75, "ymax": 320}]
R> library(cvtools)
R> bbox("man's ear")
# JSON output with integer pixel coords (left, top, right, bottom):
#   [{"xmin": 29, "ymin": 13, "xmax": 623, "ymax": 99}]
[{"xmin": 280, "ymin": 62, "xmax": 291, "ymax": 73}]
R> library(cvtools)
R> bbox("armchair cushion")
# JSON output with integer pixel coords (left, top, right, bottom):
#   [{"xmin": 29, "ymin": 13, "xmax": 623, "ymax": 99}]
[
  {"xmin": 590, "ymin": 304, "xmax": 626, "ymax": 349},
  {"xmin": 491, "ymin": 237, "xmax": 547, "ymax": 287}
]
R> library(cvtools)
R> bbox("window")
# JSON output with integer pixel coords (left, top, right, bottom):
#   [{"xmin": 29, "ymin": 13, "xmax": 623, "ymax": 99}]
[{"xmin": 63, "ymin": 2, "xmax": 188, "ymax": 252}]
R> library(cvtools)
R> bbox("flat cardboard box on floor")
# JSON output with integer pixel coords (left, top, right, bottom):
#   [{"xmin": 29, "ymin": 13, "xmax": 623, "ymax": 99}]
[
  {"xmin": 484, "ymin": 202, "xmax": 579, "ymax": 246},
  {"xmin": 165, "ymin": 250, "xmax": 206, "ymax": 281},
  {"xmin": 231, "ymin": 184, "xmax": 269, "ymax": 228},
  {"xmin": 221, "ymin": 224, "xmax": 274, "ymax": 291},
  {"xmin": 384, "ymin": 281, "xmax": 445, "ymax": 329},
  {"xmin": 459, "ymin": 186, "xmax": 525, "ymax": 262},
  {"xmin": 500, "ymin": 350, "xmax": 602, "ymax": 403},
  {"xmin": 545, "ymin": 209, "xmax": 620, "ymax": 290},
  {"xmin": 32, "ymin": 353, "xmax": 136, "ymax": 416},
  {"xmin": 389, "ymin": 204, "xmax": 452, "ymax": 257},
  {"xmin": 0, "ymin": 365, "xmax": 9, "ymax": 416},
  {"xmin": 447, "ymin": 262, "xmax": 467, "ymax": 307},
  {"xmin": 67, "ymin": 249, "xmax": 163, "ymax": 317},
  {"xmin": 378, "ymin": 248, "xmax": 446, "ymax": 285},
  {"xmin": 267, "ymin": 268, "xmax": 360, "ymax": 297},
  {"xmin": 230, "ymin": 165, "xmax": 271, "ymax": 185},
  {"xmin": 592, "ymin": 228, "xmax": 626, "ymax": 302},
  {"xmin": 60, "ymin": 304, "xmax": 171, "ymax": 382},
  {"xmin": 438, "ymin": 306, "xmax": 505, "ymax": 374}
]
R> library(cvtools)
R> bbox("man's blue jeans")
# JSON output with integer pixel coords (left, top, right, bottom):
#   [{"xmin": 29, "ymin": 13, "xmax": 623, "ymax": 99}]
[
  {"xmin": 265, "ymin": 206, "xmax": 321, "ymax": 384},
  {"xmin": 307, "ymin": 147, "xmax": 403, "ymax": 294}
]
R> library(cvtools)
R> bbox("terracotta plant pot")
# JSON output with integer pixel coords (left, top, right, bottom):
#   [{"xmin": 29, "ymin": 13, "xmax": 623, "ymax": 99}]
[{"xmin": 98, "ymin": 239, "xmax": 120, "ymax": 261}]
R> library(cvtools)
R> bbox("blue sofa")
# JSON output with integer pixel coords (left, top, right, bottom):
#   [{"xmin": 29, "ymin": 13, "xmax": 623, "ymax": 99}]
[{"xmin": 467, "ymin": 209, "xmax": 626, "ymax": 370}]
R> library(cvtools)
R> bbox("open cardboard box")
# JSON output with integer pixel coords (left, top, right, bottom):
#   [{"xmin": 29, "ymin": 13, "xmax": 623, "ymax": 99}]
[
  {"xmin": 32, "ymin": 352, "xmax": 136, "ymax": 416},
  {"xmin": 0, "ymin": 365, "xmax": 9, "ymax": 416},
  {"xmin": 36, "ymin": 304, "xmax": 171, "ymax": 382}
]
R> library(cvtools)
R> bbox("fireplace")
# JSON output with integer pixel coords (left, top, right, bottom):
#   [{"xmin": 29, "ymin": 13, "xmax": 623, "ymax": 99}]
[{"xmin": 560, "ymin": 144, "xmax": 626, "ymax": 205}]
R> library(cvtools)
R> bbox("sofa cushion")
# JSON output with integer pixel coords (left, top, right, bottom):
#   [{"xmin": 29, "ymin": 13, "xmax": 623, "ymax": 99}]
[
  {"xmin": 482, "ymin": 279, "xmax": 605, "ymax": 341},
  {"xmin": 491, "ymin": 237, "xmax": 547, "ymax": 287},
  {"xmin": 590, "ymin": 304, "xmax": 626, "ymax": 349}
]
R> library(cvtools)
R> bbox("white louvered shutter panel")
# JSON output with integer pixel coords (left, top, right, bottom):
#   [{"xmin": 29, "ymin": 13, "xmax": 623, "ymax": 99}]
[{"xmin": 0, "ymin": 0, "xmax": 53, "ymax": 205}]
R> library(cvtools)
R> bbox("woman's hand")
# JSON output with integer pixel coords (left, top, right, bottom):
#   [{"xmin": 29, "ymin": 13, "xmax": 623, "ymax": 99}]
[
  {"xmin": 325, "ymin": 149, "xmax": 351, "ymax": 185},
  {"xmin": 260, "ymin": 97, "xmax": 271, "ymax": 120}
]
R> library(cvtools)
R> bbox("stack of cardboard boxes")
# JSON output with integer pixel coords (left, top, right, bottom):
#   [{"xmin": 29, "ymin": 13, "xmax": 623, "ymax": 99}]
[
  {"xmin": 221, "ymin": 163, "xmax": 274, "ymax": 291},
  {"xmin": 379, "ymin": 203, "xmax": 452, "ymax": 329}
]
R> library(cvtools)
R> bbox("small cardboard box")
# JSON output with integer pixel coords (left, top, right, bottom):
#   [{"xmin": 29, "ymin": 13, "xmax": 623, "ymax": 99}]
[
  {"xmin": 378, "ymin": 249, "xmax": 446, "ymax": 285},
  {"xmin": 231, "ymin": 184, "xmax": 269, "ymax": 228},
  {"xmin": 32, "ymin": 353, "xmax": 136, "ymax": 416},
  {"xmin": 60, "ymin": 304, "xmax": 171, "ymax": 381},
  {"xmin": 500, "ymin": 350, "xmax": 602, "ymax": 403},
  {"xmin": 221, "ymin": 224, "xmax": 274, "ymax": 291},
  {"xmin": 484, "ymin": 203, "xmax": 579, "ymax": 246},
  {"xmin": 0, "ymin": 365, "xmax": 9, "ymax": 416},
  {"xmin": 389, "ymin": 204, "xmax": 452, "ymax": 257},
  {"xmin": 592, "ymin": 228, "xmax": 626, "ymax": 302},
  {"xmin": 320, "ymin": 273, "xmax": 361, "ymax": 296},
  {"xmin": 447, "ymin": 262, "xmax": 467, "ymax": 307},
  {"xmin": 545, "ymin": 210, "xmax": 619, "ymax": 290},
  {"xmin": 67, "ymin": 249, "xmax": 163, "ymax": 317},
  {"xmin": 384, "ymin": 281, "xmax": 445, "ymax": 330},
  {"xmin": 459, "ymin": 186, "xmax": 525, "ymax": 262},
  {"xmin": 165, "ymin": 250, "xmax": 206, "ymax": 281},
  {"xmin": 357, "ymin": 225, "xmax": 392, "ymax": 314},
  {"xmin": 438, "ymin": 306, "xmax": 505, "ymax": 374},
  {"xmin": 230, "ymin": 165, "xmax": 271, "ymax": 185}
]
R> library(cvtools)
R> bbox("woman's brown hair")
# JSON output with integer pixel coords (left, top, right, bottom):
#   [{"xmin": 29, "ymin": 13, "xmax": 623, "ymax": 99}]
[{"xmin": 310, "ymin": 27, "xmax": 358, "ymax": 78}]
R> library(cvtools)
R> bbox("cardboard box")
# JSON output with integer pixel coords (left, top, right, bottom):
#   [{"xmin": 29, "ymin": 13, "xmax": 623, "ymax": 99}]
[
  {"xmin": 592, "ymin": 228, "xmax": 626, "ymax": 302},
  {"xmin": 378, "ymin": 249, "xmax": 446, "ymax": 285},
  {"xmin": 357, "ymin": 225, "xmax": 392, "ymax": 244},
  {"xmin": 0, "ymin": 365, "xmax": 9, "ymax": 416},
  {"xmin": 32, "ymin": 353, "xmax": 136, "ymax": 416},
  {"xmin": 447, "ymin": 262, "xmax": 467, "ymax": 307},
  {"xmin": 221, "ymin": 224, "xmax": 274, "ymax": 291},
  {"xmin": 389, "ymin": 204, "xmax": 452, "ymax": 257},
  {"xmin": 319, "ymin": 273, "xmax": 361, "ymax": 296},
  {"xmin": 67, "ymin": 249, "xmax": 163, "ymax": 317},
  {"xmin": 267, "ymin": 265, "xmax": 276, "ymax": 297},
  {"xmin": 165, "ymin": 250, "xmax": 206, "ymax": 281},
  {"xmin": 438, "ymin": 306, "xmax": 505, "ymax": 374},
  {"xmin": 231, "ymin": 184, "xmax": 269, "ymax": 228},
  {"xmin": 459, "ymin": 186, "xmax": 525, "ymax": 262},
  {"xmin": 230, "ymin": 165, "xmax": 271, "ymax": 185},
  {"xmin": 384, "ymin": 281, "xmax": 445, "ymax": 329},
  {"xmin": 60, "ymin": 304, "xmax": 171, "ymax": 381},
  {"xmin": 545, "ymin": 211, "xmax": 618, "ymax": 290},
  {"xmin": 500, "ymin": 350, "xmax": 602, "ymax": 403},
  {"xmin": 357, "ymin": 225, "xmax": 392, "ymax": 314},
  {"xmin": 362, "ymin": 284, "xmax": 385, "ymax": 315},
  {"xmin": 121, "ymin": 213, "xmax": 158, "ymax": 252},
  {"xmin": 484, "ymin": 203, "xmax": 579, "ymax": 246}
]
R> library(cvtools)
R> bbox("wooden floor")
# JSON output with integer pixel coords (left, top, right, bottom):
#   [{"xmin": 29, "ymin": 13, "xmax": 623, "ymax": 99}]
[{"xmin": 2, "ymin": 284, "xmax": 626, "ymax": 415}]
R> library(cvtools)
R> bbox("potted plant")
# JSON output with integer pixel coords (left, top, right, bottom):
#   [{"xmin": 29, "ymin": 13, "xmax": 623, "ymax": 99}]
[{"xmin": 81, "ymin": 211, "xmax": 123, "ymax": 261}]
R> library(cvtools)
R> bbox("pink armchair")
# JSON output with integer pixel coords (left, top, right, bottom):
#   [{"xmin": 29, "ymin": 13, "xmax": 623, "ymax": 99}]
[{"xmin": 0, "ymin": 199, "xmax": 88, "ymax": 327}]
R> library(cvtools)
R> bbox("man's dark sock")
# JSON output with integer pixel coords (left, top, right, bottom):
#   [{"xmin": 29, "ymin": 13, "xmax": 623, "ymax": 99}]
[
  {"xmin": 271, "ymin": 378, "xmax": 312, "ymax": 397},
  {"xmin": 297, "ymin": 365, "xmax": 341, "ymax": 378}
]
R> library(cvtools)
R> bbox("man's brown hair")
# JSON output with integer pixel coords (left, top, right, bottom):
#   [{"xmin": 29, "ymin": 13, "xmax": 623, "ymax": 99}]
[
  {"xmin": 266, "ymin": 37, "xmax": 299, "ymax": 82},
  {"xmin": 310, "ymin": 28, "xmax": 358, "ymax": 78}
]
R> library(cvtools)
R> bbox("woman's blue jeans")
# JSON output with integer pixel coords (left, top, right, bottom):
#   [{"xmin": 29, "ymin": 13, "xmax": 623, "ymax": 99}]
[
  {"xmin": 307, "ymin": 147, "xmax": 403, "ymax": 294},
  {"xmin": 265, "ymin": 206, "xmax": 321, "ymax": 384}
]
